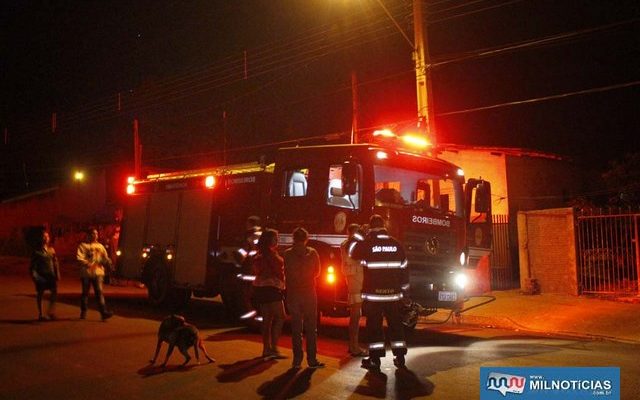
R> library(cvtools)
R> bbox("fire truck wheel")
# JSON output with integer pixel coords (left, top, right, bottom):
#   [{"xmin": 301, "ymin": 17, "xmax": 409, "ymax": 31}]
[
  {"xmin": 146, "ymin": 262, "xmax": 171, "ymax": 306},
  {"xmin": 219, "ymin": 272, "xmax": 242, "ymax": 319}
]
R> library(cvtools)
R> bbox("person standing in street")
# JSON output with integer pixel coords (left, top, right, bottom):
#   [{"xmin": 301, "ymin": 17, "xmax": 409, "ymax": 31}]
[
  {"xmin": 283, "ymin": 227, "xmax": 325, "ymax": 369},
  {"xmin": 76, "ymin": 228, "xmax": 113, "ymax": 321},
  {"xmin": 340, "ymin": 223, "xmax": 367, "ymax": 357},
  {"xmin": 252, "ymin": 228, "xmax": 286, "ymax": 359},
  {"xmin": 27, "ymin": 227, "xmax": 60, "ymax": 321},
  {"xmin": 350, "ymin": 214, "xmax": 409, "ymax": 371}
]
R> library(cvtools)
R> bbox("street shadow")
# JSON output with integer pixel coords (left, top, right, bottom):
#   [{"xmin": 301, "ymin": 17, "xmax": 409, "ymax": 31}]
[
  {"xmin": 137, "ymin": 363, "xmax": 196, "ymax": 377},
  {"xmin": 48, "ymin": 291, "xmax": 233, "ymax": 330},
  {"xmin": 354, "ymin": 371, "xmax": 388, "ymax": 398},
  {"xmin": 257, "ymin": 367, "xmax": 316, "ymax": 399},
  {"xmin": 216, "ymin": 357, "xmax": 277, "ymax": 383},
  {"xmin": 394, "ymin": 368, "xmax": 434, "ymax": 399}
]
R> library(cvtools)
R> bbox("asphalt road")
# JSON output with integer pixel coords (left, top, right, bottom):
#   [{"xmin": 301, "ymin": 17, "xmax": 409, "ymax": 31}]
[{"xmin": 1, "ymin": 263, "xmax": 638, "ymax": 399}]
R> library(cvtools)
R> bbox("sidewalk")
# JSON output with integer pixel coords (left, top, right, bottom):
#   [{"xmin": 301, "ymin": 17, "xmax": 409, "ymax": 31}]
[{"xmin": 458, "ymin": 290, "xmax": 640, "ymax": 344}]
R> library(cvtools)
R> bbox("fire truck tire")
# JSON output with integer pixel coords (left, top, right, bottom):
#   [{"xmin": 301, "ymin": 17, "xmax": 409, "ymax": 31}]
[
  {"xmin": 146, "ymin": 262, "xmax": 171, "ymax": 306},
  {"xmin": 219, "ymin": 272, "xmax": 243, "ymax": 319}
]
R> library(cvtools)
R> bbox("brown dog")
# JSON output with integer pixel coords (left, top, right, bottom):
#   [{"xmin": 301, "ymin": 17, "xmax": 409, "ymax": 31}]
[{"xmin": 149, "ymin": 314, "xmax": 215, "ymax": 367}]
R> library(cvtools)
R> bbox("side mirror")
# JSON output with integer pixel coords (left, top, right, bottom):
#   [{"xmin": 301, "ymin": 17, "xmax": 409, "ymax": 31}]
[
  {"xmin": 341, "ymin": 161, "xmax": 358, "ymax": 196},
  {"xmin": 475, "ymin": 181, "xmax": 491, "ymax": 213}
]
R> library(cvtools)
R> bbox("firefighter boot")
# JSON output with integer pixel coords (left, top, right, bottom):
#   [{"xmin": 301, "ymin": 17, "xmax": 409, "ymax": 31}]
[
  {"xmin": 393, "ymin": 355, "xmax": 406, "ymax": 369},
  {"xmin": 361, "ymin": 357, "xmax": 381, "ymax": 372}
]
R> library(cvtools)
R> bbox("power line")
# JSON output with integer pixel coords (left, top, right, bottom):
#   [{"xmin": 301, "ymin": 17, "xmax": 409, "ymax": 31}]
[{"xmin": 436, "ymin": 80, "xmax": 640, "ymax": 117}]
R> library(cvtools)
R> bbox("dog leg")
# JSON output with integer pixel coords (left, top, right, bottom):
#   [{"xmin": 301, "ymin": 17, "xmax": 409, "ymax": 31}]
[
  {"xmin": 179, "ymin": 347, "xmax": 191, "ymax": 366},
  {"xmin": 198, "ymin": 338, "xmax": 215, "ymax": 363},
  {"xmin": 149, "ymin": 339, "xmax": 162, "ymax": 364},
  {"xmin": 162, "ymin": 343, "xmax": 175, "ymax": 367}
]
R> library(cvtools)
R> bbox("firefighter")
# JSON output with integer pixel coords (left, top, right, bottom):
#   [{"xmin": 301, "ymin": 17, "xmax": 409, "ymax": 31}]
[
  {"xmin": 236, "ymin": 216, "xmax": 262, "ymax": 320},
  {"xmin": 350, "ymin": 214, "xmax": 409, "ymax": 371}
]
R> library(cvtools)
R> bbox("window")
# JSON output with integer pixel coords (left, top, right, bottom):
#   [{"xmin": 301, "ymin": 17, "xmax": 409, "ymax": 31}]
[
  {"xmin": 284, "ymin": 168, "xmax": 309, "ymax": 197},
  {"xmin": 326, "ymin": 164, "xmax": 360, "ymax": 209},
  {"xmin": 374, "ymin": 164, "xmax": 462, "ymax": 216}
]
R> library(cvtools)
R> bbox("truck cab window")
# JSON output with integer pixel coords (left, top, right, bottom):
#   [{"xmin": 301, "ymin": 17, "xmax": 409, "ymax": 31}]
[
  {"xmin": 327, "ymin": 164, "xmax": 360, "ymax": 209},
  {"xmin": 284, "ymin": 169, "xmax": 309, "ymax": 197},
  {"xmin": 374, "ymin": 164, "xmax": 462, "ymax": 216}
]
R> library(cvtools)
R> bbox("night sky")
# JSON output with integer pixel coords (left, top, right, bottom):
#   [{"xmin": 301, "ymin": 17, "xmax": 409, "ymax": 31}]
[{"xmin": 1, "ymin": 0, "xmax": 639, "ymax": 200}]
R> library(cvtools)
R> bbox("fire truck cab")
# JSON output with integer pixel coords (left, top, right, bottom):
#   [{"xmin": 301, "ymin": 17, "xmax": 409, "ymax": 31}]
[{"xmin": 117, "ymin": 142, "xmax": 492, "ymax": 319}]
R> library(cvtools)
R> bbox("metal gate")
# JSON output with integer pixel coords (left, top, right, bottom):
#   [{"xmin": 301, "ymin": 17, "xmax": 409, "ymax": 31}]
[
  {"xmin": 576, "ymin": 208, "xmax": 640, "ymax": 294},
  {"xmin": 490, "ymin": 214, "xmax": 515, "ymax": 290}
]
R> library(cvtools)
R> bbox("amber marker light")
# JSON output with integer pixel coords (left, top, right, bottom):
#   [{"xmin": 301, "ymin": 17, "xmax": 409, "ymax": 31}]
[
  {"xmin": 326, "ymin": 265, "xmax": 336, "ymax": 284},
  {"xmin": 73, "ymin": 171, "xmax": 85, "ymax": 181},
  {"xmin": 401, "ymin": 134, "xmax": 430, "ymax": 149}
]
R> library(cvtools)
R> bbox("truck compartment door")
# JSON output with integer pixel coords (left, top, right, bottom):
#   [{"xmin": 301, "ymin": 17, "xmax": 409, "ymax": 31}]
[
  {"xmin": 174, "ymin": 190, "xmax": 213, "ymax": 286},
  {"xmin": 120, "ymin": 194, "xmax": 149, "ymax": 279},
  {"xmin": 146, "ymin": 191, "xmax": 180, "ymax": 246}
]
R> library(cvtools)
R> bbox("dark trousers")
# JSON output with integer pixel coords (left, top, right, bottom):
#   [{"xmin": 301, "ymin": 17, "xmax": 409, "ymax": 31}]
[
  {"xmin": 364, "ymin": 300, "xmax": 407, "ymax": 359},
  {"xmin": 81, "ymin": 277, "xmax": 107, "ymax": 315}
]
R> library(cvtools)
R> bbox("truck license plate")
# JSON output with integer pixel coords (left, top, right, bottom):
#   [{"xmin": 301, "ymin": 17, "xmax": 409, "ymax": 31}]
[{"xmin": 438, "ymin": 291, "xmax": 457, "ymax": 302}]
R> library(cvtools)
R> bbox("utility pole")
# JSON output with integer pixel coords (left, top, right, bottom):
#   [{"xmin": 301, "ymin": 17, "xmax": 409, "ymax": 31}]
[
  {"xmin": 133, "ymin": 119, "xmax": 141, "ymax": 178},
  {"xmin": 351, "ymin": 71, "xmax": 359, "ymax": 144},
  {"xmin": 374, "ymin": 0, "xmax": 435, "ymax": 146},
  {"xmin": 412, "ymin": 0, "xmax": 435, "ymax": 146}
]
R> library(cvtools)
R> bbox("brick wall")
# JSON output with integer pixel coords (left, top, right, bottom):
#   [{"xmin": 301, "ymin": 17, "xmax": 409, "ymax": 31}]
[{"xmin": 517, "ymin": 208, "xmax": 578, "ymax": 295}]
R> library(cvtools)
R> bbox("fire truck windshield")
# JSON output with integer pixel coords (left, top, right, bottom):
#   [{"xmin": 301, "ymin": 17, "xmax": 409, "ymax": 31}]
[{"xmin": 373, "ymin": 164, "xmax": 463, "ymax": 217}]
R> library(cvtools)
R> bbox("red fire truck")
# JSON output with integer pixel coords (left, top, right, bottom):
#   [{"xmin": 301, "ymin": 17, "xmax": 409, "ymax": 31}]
[{"xmin": 116, "ymin": 141, "xmax": 492, "ymax": 320}]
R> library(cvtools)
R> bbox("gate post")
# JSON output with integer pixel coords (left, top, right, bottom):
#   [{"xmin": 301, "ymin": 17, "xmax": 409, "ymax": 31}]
[{"xmin": 635, "ymin": 215, "xmax": 640, "ymax": 295}]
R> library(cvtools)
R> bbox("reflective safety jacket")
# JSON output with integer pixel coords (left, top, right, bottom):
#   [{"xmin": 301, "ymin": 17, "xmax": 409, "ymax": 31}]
[{"xmin": 350, "ymin": 228, "xmax": 409, "ymax": 302}]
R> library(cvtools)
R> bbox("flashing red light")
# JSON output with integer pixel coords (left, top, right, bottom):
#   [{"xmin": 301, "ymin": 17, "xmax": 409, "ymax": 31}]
[
  {"xmin": 373, "ymin": 129, "xmax": 396, "ymax": 138},
  {"xmin": 126, "ymin": 184, "xmax": 135, "ymax": 195},
  {"xmin": 127, "ymin": 176, "xmax": 135, "ymax": 184},
  {"xmin": 205, "ymin": 175, "xmax": 216, "ymax": 188},
  {"xmin": 400, "ymin": 134, "xmax": 430, "ymax": 149}
]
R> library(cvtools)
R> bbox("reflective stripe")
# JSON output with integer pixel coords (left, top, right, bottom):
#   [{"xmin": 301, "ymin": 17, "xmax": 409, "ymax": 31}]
[
  {"xmin": 237, "ymin": 248, "xmax": 248, "ymax": 257},
  {"xmin": 401, "ymin": 259, "xmax": 408, "ymax": 269},
  {"xmin": 364, "ymin": 261, "xmax": 405, "ymax": 269},
  {"xmin": 391, "ymin": 341, "xmax": 406, "ymax": 348},
  {"xmin": 252, "ymin": 239, "xmax": 259, "ymax": 245},
  {"xmin": 376, "ymin": 234, "xmax": 390, "ymax": 239},
  {"xmin": 369, "ymin": 342, "xmax": 385, "ymax": 349},
  {"xmin": 248, "ymin": 250, "xmax": 257, "ymax": 257},
  {"xmin": 254, "ymin": 316, "xmax": 264, "ymax": 322},
  {"xmin": 240, "ymin": 310, "xmax": 257, "ymax": 320},
  {"xmin": 362, "ymin": 293, "xmax": 403, "ymax": 302},
  {"xmin": 353, "ymin": 233, "xmax": 364, "ymax": 241},
  {"xmin": 348, "ymin": 241, "xmax": 358, "ymax": 257},
  {"xmin": 401, "ymin": 283, "xmax": 410, "ymax": 291},
  {"xmin": 236, "ymin": 273, "xmax": 256, "ymax": 282}
]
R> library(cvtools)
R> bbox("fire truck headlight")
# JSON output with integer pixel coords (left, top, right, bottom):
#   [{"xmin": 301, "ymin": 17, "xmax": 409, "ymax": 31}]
[
  {"xmin": 454, "ymin": 272, "xmax": 468, "ymax": 289},
  {"xmin": 459, "ymin": 251, "xmax": 466, "ymax": 266}
]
